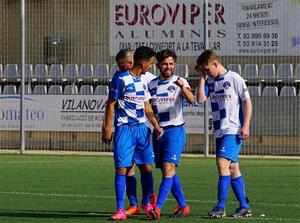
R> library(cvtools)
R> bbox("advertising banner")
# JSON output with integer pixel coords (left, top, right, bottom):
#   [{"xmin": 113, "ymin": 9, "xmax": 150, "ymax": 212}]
[
  {"xmin": 109, "ymin": 0, "xmax": 300, "ymax": 56},
  {"xmin": 0, "ymin": 95, "xmax": 209, "ymax": 133}
]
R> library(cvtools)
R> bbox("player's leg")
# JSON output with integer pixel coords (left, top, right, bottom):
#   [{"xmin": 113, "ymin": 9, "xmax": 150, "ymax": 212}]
[
  {"xmin": 111, "ymin": 125, "xmax": 135, "ymax": 220},
  {"xmin": 208, "ymin": 157, "xmax": 231, "ymax": 218},
  {"xmin": 170, "ymin": 126, "xmax": 190, "ymax": 217},
  {"xmin": 138, "ymin": 164, "xmax": 155, "ymax": 206},
  {"xmin": 172, "ymin": 173, "xmax": 190, "ymax": 217},
  {"xmin": 209, "ymin": 135, "xmax": 236, "ymax": 218},
  {"xmin": 134, "ymin": 124, "xmax": 155, "ymax": 214},
  {"xmin": 230, "ymin": 162, "xmax": 252, "ymax": 217},
  {"xmin": 150, "ymin": 126, "xmax": 189, "ymax": 219},
  {"xmin": 111, "ymin": 167, "xmax": 127, "ymax": 220},
  {"xmin": 125, "ymin": 163, "xmax": 140, "ymax": 216}
]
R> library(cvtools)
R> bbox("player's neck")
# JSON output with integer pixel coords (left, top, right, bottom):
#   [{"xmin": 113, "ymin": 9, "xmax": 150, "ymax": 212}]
[
  {"xmin": 129, "ymin": 67, "xmax": 142, "ymax": 78},
  {"xmin": 159, "ymin": 73, "xmax": 173, "ymax": 81},
  {"xmin": 215, "ymin": 66, "xmax": 228, "ymax": 78}
]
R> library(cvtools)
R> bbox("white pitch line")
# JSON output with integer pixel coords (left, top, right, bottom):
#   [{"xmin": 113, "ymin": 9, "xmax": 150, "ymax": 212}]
[{"xmin": 0, "ymin": 191, "xmax": 299, "ymax": 208}]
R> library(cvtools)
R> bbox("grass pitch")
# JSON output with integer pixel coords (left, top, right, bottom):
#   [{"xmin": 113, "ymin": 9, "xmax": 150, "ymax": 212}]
[{"xmin": 0, "ymin": 153, "xmax": 299, "ymax": 222}]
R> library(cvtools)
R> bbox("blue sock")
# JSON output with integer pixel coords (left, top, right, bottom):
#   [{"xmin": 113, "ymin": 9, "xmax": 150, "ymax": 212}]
[
  {"xmin": 156, "ymin": 177, "xmax": 173, "ymax": 209},
  {"xmin": 231, "ymin": 176, "xmax": 249, "ymax": 208},
  {"xmin": 115, "ymin": 173, "xmax": 126, "ymax": 210},
  {"xmin": 140, "ymin": 171, "xmax": 154, "ymax": 205},
  {"xmin": 171, "ymin": 174, "xmax": 187, "ymax": 207},
  {"xmin": 217, "ymin": 175, "xmax": 231, "ymax": 209},
  {"xmin": 126, "ymin": 175, "xmax": 138, "ymax": 206}
]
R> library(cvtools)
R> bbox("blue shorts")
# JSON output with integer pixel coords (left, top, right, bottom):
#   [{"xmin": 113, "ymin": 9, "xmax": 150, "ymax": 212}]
[
  {"xmin": 114, "ymin": 124, "xmax": 154, "ymax": 168},
  {"xmin": 152, "ymin": 125, "xmax": 186, "ymax": 169},
  {"xmin": 216, "ymin": 134, "xmax": 243, "ymax": 163}
]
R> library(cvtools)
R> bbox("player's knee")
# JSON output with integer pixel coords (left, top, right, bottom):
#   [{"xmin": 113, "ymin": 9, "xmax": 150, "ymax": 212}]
[
  {"xmin": 116, "ymin": 167, "xmax": 127, "ymax": 175},
  {"xmin": 162, "ymin": 162, "xmax": 175, "ymax": 177},
  {"xmin": 138, "ymin": 164, "xmax": 152, "ymax": 173},
  {"xmin": 126, "ymin": 165, "xmax": 135, "ymax": 176},
  {"xmin": 229, "ymin": 163, "xmax": 240, "ymax": 176}
]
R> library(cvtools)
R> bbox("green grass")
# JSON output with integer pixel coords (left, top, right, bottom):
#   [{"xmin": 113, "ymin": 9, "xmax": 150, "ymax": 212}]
[{"xmin": 0, "ymin": 154, "xmax": 299, "ymax": 223}]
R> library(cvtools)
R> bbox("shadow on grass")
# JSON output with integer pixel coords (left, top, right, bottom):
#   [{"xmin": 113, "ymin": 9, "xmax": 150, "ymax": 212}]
[{"xmin": 0, "ymin": 210, "xmax": 111, "ymax": 220}]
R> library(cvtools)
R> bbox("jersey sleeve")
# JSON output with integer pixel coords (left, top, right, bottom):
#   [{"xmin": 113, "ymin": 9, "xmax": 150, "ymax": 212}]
[
  {"xmin": 144, "ymin": 86, "xmax": 151, "ymax": 101},
  {"xmin": 235, "ymin": 75, "xmax": 250, "ymax": 101},
  {"xmin": 109, "ymin": 72, "xmax": 123, "ymax": 100},
  {"xmin": 182, "ymin": 78, "xmax": 192, "ymax": 91},
  {"xmin": 205, "ymin": 80, "xmax": 210, "ymax": 97}
]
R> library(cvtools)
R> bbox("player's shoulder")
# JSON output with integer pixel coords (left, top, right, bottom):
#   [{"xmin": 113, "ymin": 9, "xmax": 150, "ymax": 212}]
[
  {"xmin": 226, "ymin": 70, "xmax": 244, "ymax": 81},
  {"xmin": 149, "ymin": 76, "xmax": 159, "ymax": 85},
  {"xmin": 112, "ymin": 70, "xmax": 129, "ymax": 79},
  {"xmin": 175, "ymin": 75, "xmax": 189, "ymax": 83},
  {"xmin": 145, "ymin": 71, "xmax": 156, "ymax": 79},
  {"xmin": 142, "ymin": 71, "xmax": 157, "ymax": 83}
]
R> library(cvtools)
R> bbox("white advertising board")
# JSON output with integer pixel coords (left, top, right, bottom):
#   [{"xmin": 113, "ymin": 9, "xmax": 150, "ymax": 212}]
[
  {"xmin": 109, "ymin": 0, "xmax": 300, "ymax": 56},
  {"xmin": 0, "ymin": 95, "xmax": 208, "ymax": 134}
]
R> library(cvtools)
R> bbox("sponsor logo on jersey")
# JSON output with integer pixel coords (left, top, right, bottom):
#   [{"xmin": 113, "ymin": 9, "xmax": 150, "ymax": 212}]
[
  {"xmin": 167, "ymin": 85, "xmax": 176, "ymax": 92},
  {"xmin": 152, "ymin": 97, "xmax": 175, "ymax": 104},
  {"xmin": 124, "ymin": 95, "xmax": 145, "ymax": 104},
  {"xmin": 223, "ymin": 81, "xmax": 231, "ymax": 89},
  {"xmin": 211, "ymin": 94, "xmax": 232, "ymax": 101}
]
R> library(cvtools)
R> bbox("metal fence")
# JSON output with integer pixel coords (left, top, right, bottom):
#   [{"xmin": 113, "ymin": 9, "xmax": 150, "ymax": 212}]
[{"xmin": 0, "ymin": 0, "xmax": 299, "ymax": 156}]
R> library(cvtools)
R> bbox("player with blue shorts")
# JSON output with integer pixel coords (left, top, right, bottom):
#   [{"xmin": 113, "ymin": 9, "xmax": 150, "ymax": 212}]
[
  {"xmin": 147, "ymin": 49, "xmax": 195, "ymax": 220},
  {"xmin": 113, "ymin": 49, "xmax": 157, "ymax": 217},
  {"xmin": 196, "ymin": 50, "xmax": 253, "ymax": 218},
  {"xmin": 102, "ymin": 46, "xmax": 163, "ymax": 221}
]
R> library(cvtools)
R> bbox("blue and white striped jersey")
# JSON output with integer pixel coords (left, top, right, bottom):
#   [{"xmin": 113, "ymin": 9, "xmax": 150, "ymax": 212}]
[
  {"xmin": 148, "ymin": 75, "xmax": 191, "ymax": 127},
  {"xmin": 109, "ymin": 70, "xmax": 149, "ymax": 126},
  {"xmin": 142, "ymin": 71, "xmax": 157, "ymax": 128},
  {"xmin": 205, "ymin": 70, "xmax": 250, "ymax": 138}
]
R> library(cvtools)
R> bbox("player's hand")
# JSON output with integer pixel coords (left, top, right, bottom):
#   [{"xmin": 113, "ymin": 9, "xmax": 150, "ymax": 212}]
[
  {"xmin": 155, "ymin": 126, "xmax": 164, "ymax": 140},
  {"xmin": 101, "ymin": 125, "xmax": 113, "ymax": 144},
  {"xmin": 195, "ymin": 65, "xmax": 206, "ymax": 79},
  {"xmin": 239, "ymin": 126, "xmax": 250, "ymax": 140},
  {"xmin": 173, "ymin": 77, "xmax": 184, "ymax": 89}
]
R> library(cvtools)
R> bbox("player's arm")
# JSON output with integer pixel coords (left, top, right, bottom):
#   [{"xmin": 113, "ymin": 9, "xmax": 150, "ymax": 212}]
[
  {"xmin": 102, "ymin": 98, "xmax": 116, "ymax": 144},
  {"xmin": 174, "ymin": 77, "xmax": 194, "ymax": 104},
  {"xmin": 102, "ymin": 72, "xmax": 121, "ymax": 144},
  {"xmin": 144, "ymin": 101, "xmax": 164, "ymax": 138},
  {"xmin": 195, "ymin": 66, "xmax": 207, "ymax": 104},
  {"xmin": 240, "ymin": 98, "xmax": 252, "ymax": 139}
]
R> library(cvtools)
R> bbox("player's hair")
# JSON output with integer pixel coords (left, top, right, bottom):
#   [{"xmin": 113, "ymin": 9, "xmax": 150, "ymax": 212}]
[
  {"xmin": 115, "ymin": 49, "xmax": 133, "ymax": 63},
  {"xmin": 196, "ymin": 50, "xmax": 220, "ymax": 66},
  {"xmin": 156, "ymin": 49, "xmax": 177, "ymax": 63},
  {"xmin": 133, "ymin": 46, "xmax": 156, "ymax": 64}
]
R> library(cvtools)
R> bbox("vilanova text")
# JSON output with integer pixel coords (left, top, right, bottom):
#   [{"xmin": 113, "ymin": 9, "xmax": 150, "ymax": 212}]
[{"xmin": 62, "ymin": 99, "xmax": 106, "ymax": 111}]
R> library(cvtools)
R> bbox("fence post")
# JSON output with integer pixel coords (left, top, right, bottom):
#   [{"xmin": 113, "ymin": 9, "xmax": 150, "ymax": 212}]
[
  {"xmin": 20, "ymin": 0, "xmax": 25, "ymax": 154},
  {"xmin": 203, "ymin": 0, "xmax": 209, "ymax": 157}
]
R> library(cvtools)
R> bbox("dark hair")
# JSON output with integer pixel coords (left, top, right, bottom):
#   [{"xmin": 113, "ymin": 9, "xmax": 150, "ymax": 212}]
[
  {"xmin": 133, "ymin": 46, "xmax": 156, "ymax": 63},
  {"xmin": 196, "ymin": 50, "xmax": 220, "ymax": 66},
  {"xmin": 156, "ymin": 49, "xmax": 177, "ymax": 63},
  {"xmin": 115, "ymin": 49, "xmax": 133, "ymax": 63}
]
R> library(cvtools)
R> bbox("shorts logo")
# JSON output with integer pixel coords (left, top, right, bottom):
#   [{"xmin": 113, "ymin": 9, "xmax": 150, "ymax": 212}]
[
  {"xmin": 167, "ymin": 85, "xmax": 176, "ymax": 92},
  {"xmin": 223, "ymin": 81, "xmax": 231, "ymax": 89},
  {"xmin": 171, "ymin": 154, "xmax": 177, "ymax": 161}
]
